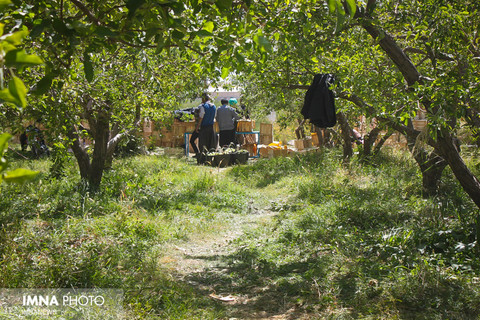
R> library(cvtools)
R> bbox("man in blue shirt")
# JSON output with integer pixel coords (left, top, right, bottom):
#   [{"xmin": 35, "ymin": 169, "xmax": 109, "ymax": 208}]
[
  {"xmin": 216, "ymin": 98, "xmax": 240, "ymax": 147},
  {"xmin": 195, "ymin": 93, "xmax": 217, "ymax": 155}
]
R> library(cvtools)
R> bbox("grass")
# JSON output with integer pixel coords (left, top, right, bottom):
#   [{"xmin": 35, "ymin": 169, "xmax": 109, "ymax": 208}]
[
  {"xmin": 0, "ymin": 152, "xmax": 254, "ymax": 319},
  {"xmin": 226, "ymin": 147, "xmax": 480, "ymax": 319},
  {"xmin": 1, "ymin": 146, "xmax": 480, "ymax": 319}
]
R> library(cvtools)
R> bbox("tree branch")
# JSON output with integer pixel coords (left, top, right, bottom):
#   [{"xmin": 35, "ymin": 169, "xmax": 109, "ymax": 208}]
[{"xmin": 69, "ymin": 0, "xmax": 102, "ymax": 26}]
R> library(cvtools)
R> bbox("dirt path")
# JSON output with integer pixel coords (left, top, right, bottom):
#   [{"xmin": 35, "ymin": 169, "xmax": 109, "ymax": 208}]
[{"xmin": 160, "ymin": 208, "xmax": 306, "ymax": 320}]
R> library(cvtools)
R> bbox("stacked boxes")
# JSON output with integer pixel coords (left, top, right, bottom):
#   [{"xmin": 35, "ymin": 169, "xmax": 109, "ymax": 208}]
[{"xmin": 259, "ymin": 123, "xmax": 273, "ymax": 145}]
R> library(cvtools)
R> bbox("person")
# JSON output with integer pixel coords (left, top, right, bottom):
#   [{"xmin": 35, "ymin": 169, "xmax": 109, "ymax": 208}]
[
  {"xmin": 195, "ymin": 93, "xmax": 217, "ymax": 156},
  {"xmin": 216, "ymin": 98, "xmax": 240, "ymax": 147},
  {"xmin": 228, "ymin": 97, "xmax": 238, "ymax": 112},
  {"xmin": 189, "ymin": 107, "xmax": 200, "ymax": 155},
  {"xmin": 229, "ymin": 97, "xmax": 243, "ymax": 144}
]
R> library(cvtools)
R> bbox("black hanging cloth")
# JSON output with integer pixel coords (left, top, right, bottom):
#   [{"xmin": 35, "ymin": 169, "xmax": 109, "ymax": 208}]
[{"xmin": 301, "ymin": 73, "xmax": 336, "ymax": 128}]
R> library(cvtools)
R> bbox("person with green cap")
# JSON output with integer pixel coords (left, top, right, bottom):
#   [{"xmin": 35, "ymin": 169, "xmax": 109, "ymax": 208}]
[{"xmin": 216, "ymin": 98, "xmax": 240, "ymax": 147}]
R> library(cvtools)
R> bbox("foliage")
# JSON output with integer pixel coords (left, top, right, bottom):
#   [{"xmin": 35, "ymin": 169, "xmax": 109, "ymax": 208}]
[
  {"xmin": 227, "ymin": 149, "xmax": 480, "ymax": 318},
  {"xmin": 0, "ymin": 133, "xmax": 38, "ymax": 183},
  {"xmin": 0, "ymin": 153, "xmax": 255, "ymax": 318}
]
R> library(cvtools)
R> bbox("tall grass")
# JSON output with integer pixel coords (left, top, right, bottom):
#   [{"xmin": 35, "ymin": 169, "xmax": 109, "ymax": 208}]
[
  {"xmin": 1, "ymin": 147, "xmax": 479, "ymax": 319},
  {"xmin": 226, "ymin": 147, "xmax": 480, "ymax": 319},
  {"xmin": 0, "ymin": 153, "xmax": 252, "ymax": 319}
]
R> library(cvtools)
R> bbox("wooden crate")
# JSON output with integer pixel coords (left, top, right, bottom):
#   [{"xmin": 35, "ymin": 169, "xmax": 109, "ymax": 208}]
[
  {"xmin": 294, "ymin": 139, "xmax": 304, "ymax": 150},
  {"xmin": 241, "ymin": 143, "xmax": 257, "ymax": 157},
  {"xmin": 259, "ymin": 147, "xmax": 269, "ymax": 158},
  {"xmin": 413, "ymin": 119, "xmax": 427, "ymax": 131},
  {"xmin": 237, "ymin": 120, "xmax": 255, "ymax": 132},
  {"xmin": 173, "ymin": 123, "xmax": 186, "ymax": 137},
  {"xmin": 303, "ymin": 138, "xmax": 312, "ymax": 149},
  {"xmin": 185, "ymin": 121, "xmax": 196, "ymax": 133},
  {"xmin": 260, "ymin": 134, "xmax": 273, "ymax": 145},
  {"xmin": 273, "ymin": 148, "xmax": 288, "ymax": 157},
  {"xmin": 259, "ymin": 123, "xmax": 273, "ymax": 136},
  {"xmin": 174, "ymin": 137, "xmax": 184, "ymax": 147}
]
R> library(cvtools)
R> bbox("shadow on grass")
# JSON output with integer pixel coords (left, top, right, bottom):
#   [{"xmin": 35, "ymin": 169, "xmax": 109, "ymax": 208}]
[{"xmin": 175, "ymin": 247, "xmax": 333, "ymax": 319}]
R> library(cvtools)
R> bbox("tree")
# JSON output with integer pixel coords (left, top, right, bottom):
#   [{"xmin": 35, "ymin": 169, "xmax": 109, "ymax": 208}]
[
  {"xmin": 225, "ymin": 0, "xmax": 480, "ymax": 207},
  {"xmin": 2, "ymin": 0, "xmax": 233, "ymax": 188}
]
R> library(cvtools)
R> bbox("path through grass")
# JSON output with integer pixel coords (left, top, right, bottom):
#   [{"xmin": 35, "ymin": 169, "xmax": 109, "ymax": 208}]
[{"xmin": 1, "ymin": 148, "xmax": 480, "ymax": 319}]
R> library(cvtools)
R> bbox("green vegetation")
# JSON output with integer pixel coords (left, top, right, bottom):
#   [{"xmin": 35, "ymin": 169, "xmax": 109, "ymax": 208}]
[
  {"xmin": 0, "ymin": 151, "xmax": 254, "ymax": 319},
  {"xmin": 227, "ymin": 149, "xmax": 480, "ymax": 319},
  {"xmin": 1, "ymin": 148, "xmax": 479, "ymax": 319}
]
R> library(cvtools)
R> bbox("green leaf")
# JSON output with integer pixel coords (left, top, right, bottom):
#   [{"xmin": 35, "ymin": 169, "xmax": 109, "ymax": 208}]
[
  {"xmin": 345, "ymin": 0, "xmax": 356, "ymax": 18},
  {"xmin": 32, "ymin": 75, "xmax": 53, "ymax": 96},
  {"xmin": 334, "ymin": 0, "xmax": 346, "ymax": 34},
  {"xmin": 234, "ymin": 51, "xmax": 245, "ymax": 64},
  {"xmin": 203, "ymin": 21, "xmax": 214, "ymax": 33},
  {"xmin": 171, "ymin": 29, "xmax": 184, "ymax": 40},
  {"xmin": 196, "ymin": 30, "xmax": 213, "ymax": 38},
  {"xmin": 3, "ymin": 168, "xmax": 39, "ymax": 183},
  {"xmin": 5, "ymin": 49, "xmax": 43, "ymax": 71},
  {"xmin": 0, "ymin": 133, "xmax": 11, "ymax": 155},
  {"xmin": 216, "ymin": 0, "xmax": 232, "ymax": 12},
  {"xmin": 8, "ymin": 77, "xmax": 27, "ymax": 109},
  {"xmin": 126, "ymin": 0, "xmax": 146, "ymax": 18},
  {"xmin": 84, "ymin": 52, "xmax": 94, "ymax": 83},
  {"xmin": 254, "ymin": 35, "xmax": 272, "ymax": 53},
  {"xmin": 95, "ymin": 26, "xmax": 118, "ymax": 38},
  {"xmin": 0, "ymin": 0, "xmax": 12, "ymax": 12},
  {"xmin": 3, "ymin": 30, "xmax": 28, "ymax": 46},
  {"xmin": 0, "ymin": 88, "xmax": 19, "ymax": 107},
  {"xmin": 221, "ymin": 66, "xmax": 230, "ymax": 79},
  {"xmin": 327, "ymin": 0, "xmax": 336, "ymax": 13}
]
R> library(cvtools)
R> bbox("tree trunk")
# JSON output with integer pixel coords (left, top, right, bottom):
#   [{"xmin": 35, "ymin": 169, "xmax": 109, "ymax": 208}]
[
  {"xmin": 337, "ymin": 112, "xmax": 353, "ymax": 160},
  {"xmin": 67, "ymin": 128, "xmax": 90, "ymax": 180},
  {"xmin": 104, "ymin": 105, "xmax": 141, "ymax": 169},
  {"xmin": 434, "ymin": 129, "xmax": 480, "ymax": 207},
  {"xmin": 362, "ymin": 126, "xmax": 382, "ymax": 158},
  {"xmin": 89, "ymin": 109, "xmax": 110, "ymax": 189},
  {"xmin": 313, "ymin": 125, "xmax": 324, "ymax": 147},
  {"xmin": 405, "ymin": 130, "xmax": 446, "ymax": 197},
  {"xmin": 360, "ymin": 17, "xmax": 480, "ymax": 209},
  {"xmin": 373, "ymin": 129, "xmax": 394, "ymax": 155}
]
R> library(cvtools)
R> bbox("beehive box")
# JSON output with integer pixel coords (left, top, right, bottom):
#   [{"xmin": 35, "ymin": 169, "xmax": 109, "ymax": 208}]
[
  {"xmin": 237, "ymin": 120, "xmax": 255, "ymax": 132},
  {"xmin": 294, "ymin": 139, "xmax": 305, "ymax": 150},
  {"xmin": 260, "ymin": 134, "xmax": 273, "ymax": 145},
  {"xmin": 184, "ymin": 121, "xmax": 196, "ymax": 133},
  {"xmin": 412, "ymin": 119, "xmax": 427, "ymax": 131},
  {"xmin": 241, "ymin": 143, "xmax": 257, "ymax": 157},
  {"xmin": 259, "ymin": 123, "xmax": 273, "ymax": 136}
]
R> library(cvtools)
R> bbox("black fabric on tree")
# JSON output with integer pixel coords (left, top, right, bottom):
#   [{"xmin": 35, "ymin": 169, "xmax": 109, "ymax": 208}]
[{"xmin": 301, "ymin": 74, "xmax": 336, "ymax": 128}]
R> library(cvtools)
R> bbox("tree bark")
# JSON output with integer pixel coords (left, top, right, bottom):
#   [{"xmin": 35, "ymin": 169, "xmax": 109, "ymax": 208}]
[
  {"xmin": 89, "ymin": 108, "xmax": 110, "ymax": 189},
  {"xmin": 404, "ymin": 128, "xmax": 447, "ymax": 197},
  {"xmin": 104, "ymin": 104, "xmax": 141, "ymax": 169},
  {"xmin": 373, "ymin": 129, "xmax": 393, "ymax": 155},
  {"xmin": 360, "ymin": 18, "xmax": 480, "ymax": 209},
  {"xmin": 67, "ymin": 127, "xmax": 90, "ymax": 180},
  {"xmin": 336, "ymin": 112, "xmax": 353, "ymax": 160},
  {"xmin": 433, "ymin": 129, "xmax": 480, "ymax": 207},
  {"xmin": 362, "ymin": 126, "xmax": 382, "ymax": 158}
]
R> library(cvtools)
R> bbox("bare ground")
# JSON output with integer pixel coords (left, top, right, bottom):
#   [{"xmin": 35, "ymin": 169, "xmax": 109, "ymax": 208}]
[{"xmin": 160, "ymin": 208, "xmax": 314, "ymax": 320}]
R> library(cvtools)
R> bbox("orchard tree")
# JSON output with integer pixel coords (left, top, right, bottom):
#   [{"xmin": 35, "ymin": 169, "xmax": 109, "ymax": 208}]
[
  {"xmin": 220, "ymin": 0, "xmax": 480, "ymax": 207},
  {"xmin": 3, "ymin": 0, "xmax": 250, "ymax": 188}
]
